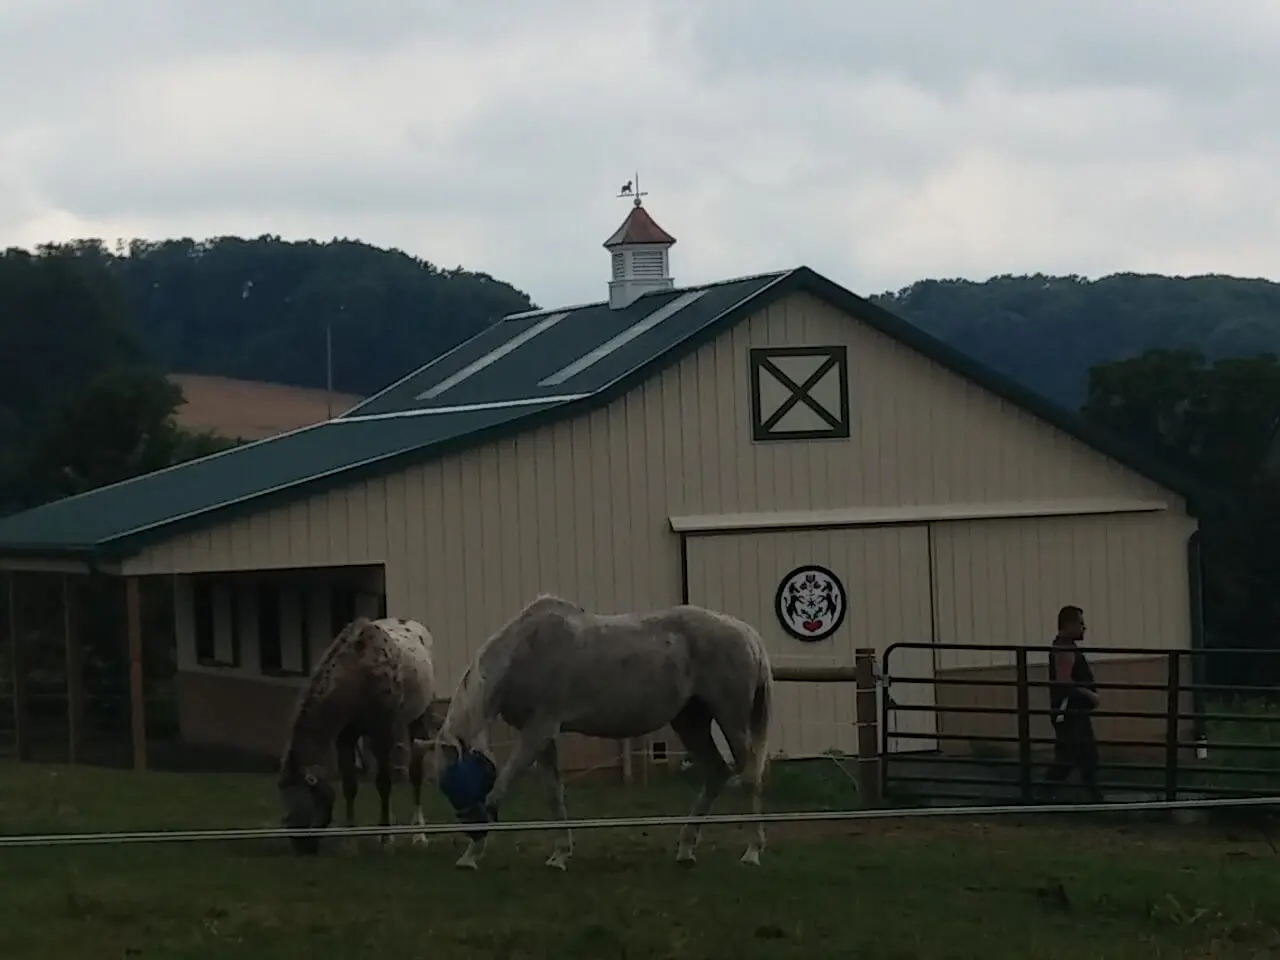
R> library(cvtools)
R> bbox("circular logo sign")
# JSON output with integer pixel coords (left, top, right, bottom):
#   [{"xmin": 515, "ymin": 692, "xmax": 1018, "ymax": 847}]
[{"xmin": 774, "ymin": 565, "xmax": 847, "ymax": 642}]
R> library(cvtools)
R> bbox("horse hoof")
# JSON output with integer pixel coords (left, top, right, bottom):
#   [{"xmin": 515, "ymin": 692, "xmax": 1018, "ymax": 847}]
[
  {"xmin": 411, "ymin": 834, "xmax": 430, "ymax": 848},
  {"xmin": 545, "ymin": 853, "xmax": 569, "ymax": 871},
  {"xmin": 740, "ymin": 847, "xmax": 762, "ymax": 866},
  {"xmin": 675, "ymin": 848, "xmax": 697, "ymax": 866},
  {"xmin": 455, "ymin": 853, "xmax": 480, "ymax": 871}
]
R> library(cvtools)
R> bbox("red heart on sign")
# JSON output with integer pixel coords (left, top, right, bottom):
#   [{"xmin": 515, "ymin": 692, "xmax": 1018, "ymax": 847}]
[{"xmin": 802, "ymin": 620, "xmax": 823, "ymax": 632}]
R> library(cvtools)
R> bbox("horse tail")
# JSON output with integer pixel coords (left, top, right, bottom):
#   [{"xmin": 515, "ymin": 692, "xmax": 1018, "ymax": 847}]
[{"xmin": 745, "ymin": 655, "xmax": 774, "ymax": 785}]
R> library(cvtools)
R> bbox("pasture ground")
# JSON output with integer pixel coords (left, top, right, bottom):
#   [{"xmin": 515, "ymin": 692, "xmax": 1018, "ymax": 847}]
[{"xmin": 0, "ymin": 759, "xmax": 1278, "ymax": 959}]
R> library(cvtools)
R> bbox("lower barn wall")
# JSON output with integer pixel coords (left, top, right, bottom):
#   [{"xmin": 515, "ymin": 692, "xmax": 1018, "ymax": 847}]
[
  {"xmin": 176, "ymin": 653, "xmax": 1197, "ymax": 781},
  {"xmin": 177, "ymin": 671, "xmax": 300, "ymax": 760},
  {"xmin": 930, "ymin": 654, "xmax": 1196, "ymax": 766},
  {"xmin": 175, "ymin": 669, "xmax": 629, "ymax": 776}
]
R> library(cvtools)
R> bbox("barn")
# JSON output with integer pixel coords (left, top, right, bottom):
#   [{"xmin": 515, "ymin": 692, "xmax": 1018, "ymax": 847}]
[{"xmin": 0, "ymin": 198, "xmax": 1205, "ymax": 778}]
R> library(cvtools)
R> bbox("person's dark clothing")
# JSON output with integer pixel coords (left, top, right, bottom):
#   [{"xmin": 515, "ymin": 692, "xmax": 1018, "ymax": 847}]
[
  {"xmin": 1044, "ymin": 635, "xmax": 1102, "ymax": 800},
  {"xmin": 1048, "ymin": 634, "xmax": 1096, "ymax": 714}
]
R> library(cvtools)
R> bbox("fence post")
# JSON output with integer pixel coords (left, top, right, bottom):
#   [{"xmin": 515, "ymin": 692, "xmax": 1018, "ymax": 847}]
[
  {"xmin": 64, "ymin": 575, "xmax": 85, "ymax": 765},
  {"xmin": 7, "ymin": 572, "xmax": 30, "ymax": 762},
  {"xmin": 620, "ymin": 738, "xmax": 634, "ymax": 785},
  {"xmin": 854, "ymin": 648, "xmax": 882, "ymax": 808},
  {"xmin": 1015, "ymin": 648, "xmax": 1032, "ymax": 803},
  {"xmin": 124, "ymin": 576, "xmax": 147, "ymax": 772},
  {"xmin": 1164, "ymin": 651, "xmax": 1181, "ymax": 802}
]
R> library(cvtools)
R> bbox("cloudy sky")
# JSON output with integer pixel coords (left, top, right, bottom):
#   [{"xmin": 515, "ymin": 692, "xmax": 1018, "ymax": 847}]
[{"xmin": 3, "ymin": 0, "xmax": 1279, "ymax": 308}]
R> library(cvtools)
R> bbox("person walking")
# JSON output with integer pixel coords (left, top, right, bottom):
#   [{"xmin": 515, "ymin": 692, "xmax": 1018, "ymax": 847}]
[{"xmin": 1044, "ymin": 604, "xmax": 1104, "ymax": 802}]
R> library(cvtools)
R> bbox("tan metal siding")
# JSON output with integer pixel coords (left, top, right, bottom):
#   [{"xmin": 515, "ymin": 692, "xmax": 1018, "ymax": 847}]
[
  {"xmin": 126, "ymin": 290, "xmax": 1191, "ymax": 703},
  {"xmin": 685, "ymin": 526, "xmax": 936, "ymax": 757},
  {"xmin": 930, "ymin": 511, "xmax": 1195, "ymax": 672}
]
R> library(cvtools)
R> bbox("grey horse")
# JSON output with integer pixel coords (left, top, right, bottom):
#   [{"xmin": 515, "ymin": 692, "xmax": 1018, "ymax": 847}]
[
  {"xmin": 420, "ymin": 594, "xmax": 775, "ymax": 871},
  {"xmin": 278, "ymin": 616, "xmax": 437, "ymax": 855}
]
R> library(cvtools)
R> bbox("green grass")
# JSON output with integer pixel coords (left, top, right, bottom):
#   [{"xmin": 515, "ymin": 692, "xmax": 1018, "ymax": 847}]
[{"xmin": 1, "ymin": 760, "xmax": 1279, "ymax": 959}]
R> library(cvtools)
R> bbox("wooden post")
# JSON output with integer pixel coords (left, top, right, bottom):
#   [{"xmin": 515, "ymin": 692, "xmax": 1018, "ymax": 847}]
[
  {"xmin": 64, "ymin": 575, "xmax": 84, "ymax": 765},
  {"xmin": 854, "ymin": 648, "xmax": 882, "ymax": 808},
  {"xmin": 8, "ymin": 572, "xmax": 31, "ymax": 762},
  {"xmin": 124, "ymin": 576, "xmax": 147, "ymax": 771},
  {"xmin": 621, "ymin": 737, "xmax": 634, "ymax": 785}
]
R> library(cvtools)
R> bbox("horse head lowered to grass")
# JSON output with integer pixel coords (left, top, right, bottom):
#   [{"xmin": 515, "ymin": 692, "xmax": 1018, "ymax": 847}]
[
  {"xmin": 278, "ymin": 616, "xmax": 438, "ymax": 855},
  {"xmin": 419, "ymin": 594, "xmax": 774, "ymax": 871}
]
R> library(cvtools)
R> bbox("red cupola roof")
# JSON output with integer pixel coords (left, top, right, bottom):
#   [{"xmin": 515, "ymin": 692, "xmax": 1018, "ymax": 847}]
[{"xmin": 603, "ymin": 203, "xmax": 677, "ymax": 248}]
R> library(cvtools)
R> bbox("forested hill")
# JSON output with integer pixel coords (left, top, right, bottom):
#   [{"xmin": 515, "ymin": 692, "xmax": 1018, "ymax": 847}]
[
  {"xmin": 13, "ymin": 236, "xmax": 1280, "ymax": 411},
  {"xmin": 102, "ymin": 237, "xmax": 1280, "ymax": 409},
  {"xmin": 57, "ymin": 236, "xmax": 538, "ymax": 397},
  {"xmin": 874, "ymin": 272, "xmax": 1280, "ymax": 408}
]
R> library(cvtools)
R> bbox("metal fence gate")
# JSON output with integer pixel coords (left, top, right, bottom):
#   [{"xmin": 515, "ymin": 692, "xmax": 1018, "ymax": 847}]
[{"xmin": 879, "ymin": 641, "xmax": 1280, "ymax": 807}]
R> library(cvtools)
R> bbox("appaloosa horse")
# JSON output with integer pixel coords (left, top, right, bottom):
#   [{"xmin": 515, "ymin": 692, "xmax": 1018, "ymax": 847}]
[
  {"xmin": 278, "ymin": 616, "xmax": 438, "ymax": 855},
  {"xmin": 422, "ymin": 594, "xmax": 775, "ymax": 871}
]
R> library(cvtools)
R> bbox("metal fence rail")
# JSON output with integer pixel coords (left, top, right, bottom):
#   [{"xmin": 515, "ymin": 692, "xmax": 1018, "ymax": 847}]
[
  {"xmin": 0, "ymin": 794, "xmax": 1277, "ymax": 849},
  {"xmin": 880, "ymin": 642, "xmax": 1280, "ymax": 806}
]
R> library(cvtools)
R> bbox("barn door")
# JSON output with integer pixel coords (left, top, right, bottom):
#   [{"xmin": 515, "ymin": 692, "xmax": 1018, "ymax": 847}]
[{"xmin": 683, "ymin": 524, "xmax": 938, "ymax": 758}]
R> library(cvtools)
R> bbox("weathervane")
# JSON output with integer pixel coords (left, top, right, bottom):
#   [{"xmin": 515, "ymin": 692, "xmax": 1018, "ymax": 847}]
[{"xmin": 616, "ymin": 172, "xmax": 647, "ymax": 207}]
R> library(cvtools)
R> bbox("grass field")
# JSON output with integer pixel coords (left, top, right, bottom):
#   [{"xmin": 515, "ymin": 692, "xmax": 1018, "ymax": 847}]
[{"xmin": 1, "ymin": 760, "xmax": 1278, "ymax": 959}]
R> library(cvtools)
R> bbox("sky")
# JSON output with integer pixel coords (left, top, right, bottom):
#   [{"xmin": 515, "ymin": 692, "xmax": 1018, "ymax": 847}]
[{"xmin": 3, "ymin": 0, "xmax": 1279, "ymax": 308}]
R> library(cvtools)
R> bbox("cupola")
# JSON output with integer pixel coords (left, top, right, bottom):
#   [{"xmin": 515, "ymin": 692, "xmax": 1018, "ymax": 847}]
[{"xmin": 604, "ymin": 176, "xmax": 676, "ymax": 309}]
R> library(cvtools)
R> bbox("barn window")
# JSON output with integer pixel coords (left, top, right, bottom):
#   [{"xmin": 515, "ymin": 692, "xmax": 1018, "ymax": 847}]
[
  {"xmin": 258, "ymin": 584, "xmax": 311, "ymax": 676},
  {"xmin": 330, "ymin": 585, "xmax": 358, "ymax": 636},
  {"xmin": 276, "ymin": 587, "xmax": 310, "ymax": 675},
  {"xmin": 257, "ymin": 584, "xmax": 282, "ymax": 673},
  {"xmin": 298, "ymin": 592, "xmax": 313, "ymax": 674},
  {"xmin": 650, "ymin": 740, "xmax": 668, "ymax": 763},
  {"xmin": 193, "ymin": 580, "xmax": 214, "ymax": 663},
  {"xmin": 194, "ymin": 578, "xmax": 239, "ymax": 667}
]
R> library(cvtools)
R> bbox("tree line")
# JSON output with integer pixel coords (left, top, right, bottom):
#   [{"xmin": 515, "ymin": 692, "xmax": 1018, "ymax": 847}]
[
  {"xmin": 1082, "ymin": 347, "xmax": 1280, "ymax": 680},
  {"xmin": 0, "ymin": 237, "xmax": 535, "ymax": 512}
]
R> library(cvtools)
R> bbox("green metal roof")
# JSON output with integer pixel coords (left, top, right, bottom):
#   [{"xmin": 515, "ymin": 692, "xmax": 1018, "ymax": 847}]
[{"xmin": 0, "ymin": 266, "xmax": 1208, "ymax": 561}]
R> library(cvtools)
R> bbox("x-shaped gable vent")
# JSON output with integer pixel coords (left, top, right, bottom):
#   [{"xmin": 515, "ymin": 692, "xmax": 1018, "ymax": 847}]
[{"xmin": 748, "ymin": 346, "xmax": 850, "ymax": 442}]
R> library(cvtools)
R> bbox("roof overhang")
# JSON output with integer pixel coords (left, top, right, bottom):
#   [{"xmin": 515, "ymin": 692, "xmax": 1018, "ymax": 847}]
[{"xmin": 0, "ymin": 547, "xmax": 122, "ymax": 576}]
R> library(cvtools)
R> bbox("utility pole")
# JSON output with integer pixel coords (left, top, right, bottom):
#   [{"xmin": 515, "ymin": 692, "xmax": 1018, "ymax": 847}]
[{"xmin": 326, "ymin": 319, "xmax": 334, "ymax": 419}]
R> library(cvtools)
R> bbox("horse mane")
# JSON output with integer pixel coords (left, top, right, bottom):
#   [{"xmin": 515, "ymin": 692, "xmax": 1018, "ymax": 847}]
[
  {"xmin": 439, "ymin": 593, "xmax": 582, "ymax": 751},
  {"xmin": 439, "ymin": 661, "xmax": 488, "ymax": 751}
]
